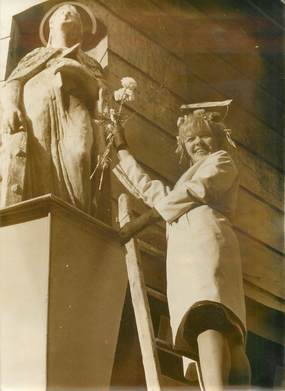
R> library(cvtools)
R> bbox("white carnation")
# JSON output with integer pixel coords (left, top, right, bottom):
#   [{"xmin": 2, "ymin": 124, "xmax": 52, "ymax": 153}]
[
  {"xmin": 121, "ymin": 77, "xmax": 137, "ymax": 90},
  {"xmin": 125, "ymin": 88, "xmax": 136, "ymax": 101},
  {"xmin": 114, "ymin": 86, "xmax": 136, "ymax": 102},
  {"xmin": 114, "ymin": 88, "xmax": 125, "ymax": 102}
]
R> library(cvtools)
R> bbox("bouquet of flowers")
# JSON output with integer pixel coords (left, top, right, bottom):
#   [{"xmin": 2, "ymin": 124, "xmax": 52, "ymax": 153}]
[{"xmin": 90, "ymin": 76, "xmax": 137, "ymax": 190}]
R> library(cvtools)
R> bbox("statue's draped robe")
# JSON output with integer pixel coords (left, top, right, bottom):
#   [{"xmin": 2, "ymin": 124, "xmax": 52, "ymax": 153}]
[
  {"xmin": 1, "ymin": 46, "xmax": 105, "ymax": 214},
  {"xmin": 114, "ymin": 150, "xmax": 246, "ymax": 358}
]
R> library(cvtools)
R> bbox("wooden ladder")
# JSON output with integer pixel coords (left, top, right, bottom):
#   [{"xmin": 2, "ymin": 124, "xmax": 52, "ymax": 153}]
[{"xmin": 118, "ymin": 193, "xmax": 200, "ymax": 390}]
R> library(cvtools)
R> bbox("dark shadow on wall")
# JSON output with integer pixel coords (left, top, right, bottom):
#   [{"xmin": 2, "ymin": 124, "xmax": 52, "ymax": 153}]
[{"xmin": 247, "ymin": 331, "xmax": 284, "ymax": 388}]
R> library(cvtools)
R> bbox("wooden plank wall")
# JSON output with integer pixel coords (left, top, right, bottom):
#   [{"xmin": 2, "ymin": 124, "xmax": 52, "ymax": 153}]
[
  {"xmin": 1, "ymin": 0, "xmax": 283, "ymax": 343},
  {"xmin": 85, "ymin": 0, "xmax": 284, "ymax": 343},
  {"xmin": 90, "ymin": 0, "xmax": 284, "ymax": 308}
]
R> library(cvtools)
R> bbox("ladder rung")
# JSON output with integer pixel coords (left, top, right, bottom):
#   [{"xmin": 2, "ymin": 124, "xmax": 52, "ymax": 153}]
[
  {"xmin": 157, "ymin": 338, "xmax": 198, "ymax": 367},
  {"xmin": 155, "ymin": 337, "xmax": 182, "ymax": 358},
  {"xmin": 161, "ymin": 374, "xmax": 191, "ymax": 388},
  {"xmin": 137, "ymin": 238, "xmax": 165, "ymax": 259},
  {"xmin": 146, "ymin": 286, "xmax": 167, "ymax": 303},
  {"xmin": 157, "ymin": 339, "xmax": 201, "ymax": 388}
]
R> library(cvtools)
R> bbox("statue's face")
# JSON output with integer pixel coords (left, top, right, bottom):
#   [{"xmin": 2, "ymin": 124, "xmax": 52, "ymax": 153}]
[
  {"xmin": 183, "ymin": 127, "xmax": 218, "ymax": 164},
  {"xmin": 50, "ymin": 5, "xmax": 82, "ymax": 32}
]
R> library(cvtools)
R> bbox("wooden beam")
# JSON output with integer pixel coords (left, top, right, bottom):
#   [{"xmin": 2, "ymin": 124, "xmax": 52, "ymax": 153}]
[
  {"xmin": 244, "ymin": 281, "xmax": 285, "ymax": 314},
  {"xmin": 245, "ymin": 0, "xmax": 284, "ymax": 31},
  {"xmin": 245, "ymin": 297, "xmax": 284, "ymax": 346}
]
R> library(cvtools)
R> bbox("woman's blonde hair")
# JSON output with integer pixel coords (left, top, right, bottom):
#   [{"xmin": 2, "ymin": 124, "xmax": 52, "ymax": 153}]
[{"xmin": 176, "ymin": 109, "xmax": 236, "ymax": 164}]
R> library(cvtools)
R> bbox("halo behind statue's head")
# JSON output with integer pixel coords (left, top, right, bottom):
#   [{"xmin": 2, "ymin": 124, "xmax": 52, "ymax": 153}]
[{"xmin": 39, "ymin": 2, "xmax": 97, "ymax": 47}]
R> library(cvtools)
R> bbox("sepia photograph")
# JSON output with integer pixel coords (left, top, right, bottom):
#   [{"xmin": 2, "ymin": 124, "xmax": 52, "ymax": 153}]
[{"xmin": 0, "ymin": 0, "xmax": 284, "ymax": 390}]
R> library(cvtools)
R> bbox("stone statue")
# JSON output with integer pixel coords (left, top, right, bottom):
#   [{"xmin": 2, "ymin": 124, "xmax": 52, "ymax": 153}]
[
  {"xmin": 112, "ymin": 109, "xmax": 251, "ymax": 390},
  {"xmin": 0, "ymin": 4, "xmax": 107, "ymax": 215}
]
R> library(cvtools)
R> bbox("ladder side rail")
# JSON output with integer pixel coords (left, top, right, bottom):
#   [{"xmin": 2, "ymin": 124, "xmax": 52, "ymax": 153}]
[{"xmin": 118, "ymin": 193, "xmax": 163, "ymax": 391}]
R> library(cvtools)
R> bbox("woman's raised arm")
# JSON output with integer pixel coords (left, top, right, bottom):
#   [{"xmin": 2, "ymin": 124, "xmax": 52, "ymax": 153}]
[{"xmin": 112, "ymin": 126, "xmax": 170, "ymax": 208}]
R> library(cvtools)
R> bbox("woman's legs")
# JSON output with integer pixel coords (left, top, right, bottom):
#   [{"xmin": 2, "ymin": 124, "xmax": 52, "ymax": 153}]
[
  {"xmin": 229, "ymin": 341, "xmax": 251, "ymax": 386},
  {"xmin": 197, "ymin": 329, "xmax": 231, "ymax": 391}
]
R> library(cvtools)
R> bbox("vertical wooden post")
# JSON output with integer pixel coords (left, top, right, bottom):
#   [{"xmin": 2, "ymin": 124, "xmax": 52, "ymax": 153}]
[{"xmin": 118, "ymin": 193, "xmax": 163, "ymax": 391}]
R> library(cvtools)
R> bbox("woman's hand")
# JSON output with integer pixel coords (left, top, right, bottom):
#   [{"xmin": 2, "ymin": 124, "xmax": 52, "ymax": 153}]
[
  {"xmin": 112, "ymin": 124, "xmax": 128, "ymax": 151},
  {"xmin": 119, "ymin": 220, "xmax": 142, "ymax": 244},
  {"xmin": 119, "ymin": 208, "xmax": 161, "ymax": 244}
]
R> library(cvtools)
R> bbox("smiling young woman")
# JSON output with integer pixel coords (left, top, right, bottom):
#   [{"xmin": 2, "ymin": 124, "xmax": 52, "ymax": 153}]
[{"xmin": 112, "ymin": 107, "xmax": 251, "ymax": 391}]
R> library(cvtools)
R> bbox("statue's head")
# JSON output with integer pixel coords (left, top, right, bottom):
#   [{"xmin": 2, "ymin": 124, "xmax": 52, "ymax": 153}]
[
  {"xmin": 176, "ymin": 110, "xmax": 227, "ymax": 165},
  {"xmin": 48, "ymin": 4, "xmax": 83, "ymax": 45}
]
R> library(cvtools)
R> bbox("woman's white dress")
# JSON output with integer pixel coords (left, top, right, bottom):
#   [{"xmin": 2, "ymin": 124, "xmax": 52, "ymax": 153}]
[{"xmin": 114, "ymin": 150, "xmax": 246, "ymax": 357}]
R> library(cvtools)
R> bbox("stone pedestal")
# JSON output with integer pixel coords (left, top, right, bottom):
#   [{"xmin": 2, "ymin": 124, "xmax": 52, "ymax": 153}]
[{"xmin": 0, "ymin": 195, "xmax": 127, "ymax": 391}]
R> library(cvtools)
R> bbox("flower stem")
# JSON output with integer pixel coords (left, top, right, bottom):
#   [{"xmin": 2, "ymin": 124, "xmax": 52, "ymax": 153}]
[{"xmin": 118, "ymin": 88, "xmax": 127, "ymax": 117}]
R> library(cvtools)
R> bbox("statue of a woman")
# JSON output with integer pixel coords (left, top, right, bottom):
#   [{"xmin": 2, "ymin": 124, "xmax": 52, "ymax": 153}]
[
  {"xmin": 112, "ymin": 109, "xmax": 251, "ymax": 390},
  {"xmin": 0, "ymin": 4, "xmax": 106, "ymax": 214}
]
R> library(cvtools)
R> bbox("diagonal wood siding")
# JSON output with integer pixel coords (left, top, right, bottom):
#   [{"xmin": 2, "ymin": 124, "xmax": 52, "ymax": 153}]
[{"xmin": 85, "ymin": 0, "xmax": 285, "ymax": 338}]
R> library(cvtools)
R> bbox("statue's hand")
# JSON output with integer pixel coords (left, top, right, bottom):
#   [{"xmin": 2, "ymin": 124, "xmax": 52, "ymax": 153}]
[
  {"xmin": 53, "ymin": 58, "xmax": 93, "ymax": 83},
  {"xmin": 2, "ymin": 105, "xmax": 26, "ymax": 134},
  {"xmin": 53, "ymin": 58, "xmax": 87, "ymax": 78},
  {"xmin": 52, "ymin": 58, "xmax": 99, "ymax": 99},
  {"xmin": 96, "ymin": 87, "xmax": 109, "ymax": 116}
]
